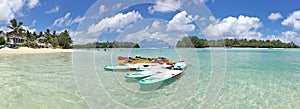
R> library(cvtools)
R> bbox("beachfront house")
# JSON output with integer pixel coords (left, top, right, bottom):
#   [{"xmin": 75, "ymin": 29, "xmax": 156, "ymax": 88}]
[
  {"xmin": 0, "ymin": 32, "xmax": 26, "ymax": 46},
  {"xmin": 35, "ymin": 37, "xmax": 52, "ymax": 48},
  {"xmin": 7, "ymin": 36, "xmax": 26, "ymax": 45}
]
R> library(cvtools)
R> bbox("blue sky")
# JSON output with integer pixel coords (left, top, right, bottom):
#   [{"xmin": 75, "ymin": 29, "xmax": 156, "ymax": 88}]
[{"xmin": 0, "ymin": 0, "xmax": 300, "ymax": 45}]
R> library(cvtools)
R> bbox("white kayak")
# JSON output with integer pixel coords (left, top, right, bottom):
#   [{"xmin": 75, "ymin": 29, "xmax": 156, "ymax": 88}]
[
  {"xmin": 138, "ymin": 69, "xmax": 183, "ymax": 85},
  {"xmin": 124, "ymin": 70, "xmax": 153, "ymax": 79},
  {"xmin": 173, "ymin": 61, "xmax": 187, "ymax": 69}
]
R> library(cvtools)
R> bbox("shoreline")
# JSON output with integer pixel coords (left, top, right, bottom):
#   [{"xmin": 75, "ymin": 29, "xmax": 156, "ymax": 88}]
[
  {"xmin": 1, "ymin": 47, "xmax": 300, "ymax": 55},
  {"xmin": 0, "ymin": 47, "xmax": 74, "ymax": 54}
]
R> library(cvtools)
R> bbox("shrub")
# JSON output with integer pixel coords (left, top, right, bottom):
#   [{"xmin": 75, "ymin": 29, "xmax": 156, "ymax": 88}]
[
  {"xmin": 0, "ymin": 37, "xmax": 5, "ymax": 45},
  {"xmin": 16, "ymin": 43, "xmax": 26, "ymax": 47}
]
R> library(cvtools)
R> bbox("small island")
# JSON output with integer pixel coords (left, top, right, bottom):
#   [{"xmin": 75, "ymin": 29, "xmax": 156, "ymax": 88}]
[{"xmin": 176, "ymin": 36, "xmax": 299, "ymax": 48}]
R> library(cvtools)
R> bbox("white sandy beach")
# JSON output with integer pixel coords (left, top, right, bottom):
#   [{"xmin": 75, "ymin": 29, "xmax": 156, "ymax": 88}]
[{"xmin": 0, "ymin": 47, "xmax": 74, "ymax": 54}]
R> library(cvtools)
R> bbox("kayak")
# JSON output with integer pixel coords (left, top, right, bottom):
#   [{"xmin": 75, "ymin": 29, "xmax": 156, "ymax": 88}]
[
  {"xmin": 124, "ymin": 63, "xmax": 177, "ymax": 78},
  {"xmin": 104, "ymin": 66, "xmax": 148, "ymax": 71},
  {"xmin": 124, "ymin": 70, "xmax": 153, "ymax": 79},
  {"xmin": 126, "ymin": 63, "xmax": 172, "ymax": 71},
  {"xmin": 117, "ymin": 55, "xmax": 176, "ymax": 65},
  {"xmin": 164, "ymin": 61, "xmax": 187, "ymax": 70},
  {"xmin": 138, "ymin": 70, "xmax": 183, "ymax": 85},
  {"xmin": 173, "ymin": 61, "xmax": 187, "ymax": 70}
]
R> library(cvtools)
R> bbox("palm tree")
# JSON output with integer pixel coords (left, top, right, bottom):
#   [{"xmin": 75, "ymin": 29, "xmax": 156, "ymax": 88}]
[
  {"xmin": 25, "ymin": 30, "xmax": 31, "ymax": 47},
  {"xmin": 25, "ymin": 30, "xmax": 37, "ymax": 48},
  {"xmin": 51, "ymin": 30, "xmax": 59, "ymax": 48},
  {"xmin": 32, "ymin": 32, "xmax": 38, "ymax": 48},
  {"xmin": 58, "ymin": 30, "xmax": 73, "ymax": 49},
  {"xmin": 44, "ymin": 29, "xmax": 52, "ymax": 48},
  {"xmin": 6, "ymin": 19, "xmax": 25, "ymax": 37},
  {"xmin": 6, "ymin": 19, "xmax": 25, "ymax": 45}
]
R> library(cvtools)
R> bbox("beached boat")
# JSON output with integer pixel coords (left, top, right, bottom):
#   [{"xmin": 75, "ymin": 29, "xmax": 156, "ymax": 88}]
[{"xmin": 138, "ymin": 69, "xmax": 183, "ymax": 85}]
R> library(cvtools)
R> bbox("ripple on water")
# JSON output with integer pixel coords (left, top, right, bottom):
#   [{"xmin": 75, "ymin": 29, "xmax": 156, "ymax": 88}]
[
  {"xmin": 0, "ymin": 53, "xmax": 87, "ymax": 109},
  {"xmin": 1, "ymin": 49, "xmax": 300, "ymax": 108}
]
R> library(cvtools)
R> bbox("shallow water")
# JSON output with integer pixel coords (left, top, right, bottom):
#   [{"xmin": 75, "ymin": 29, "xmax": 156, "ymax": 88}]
[{"xmin": 0, "ymin": 48, "xmax": 299, "ymax": 108}]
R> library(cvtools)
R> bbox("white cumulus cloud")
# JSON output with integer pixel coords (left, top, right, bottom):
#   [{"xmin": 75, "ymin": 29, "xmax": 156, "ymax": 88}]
[
  {"xmin": 27, "ymin": 0, "xmax": 39, "ymax": 9},
  {"xmin": 121, "ymin": 21, "xmax": 187, "ymax": 46},
  {"xmin": 167, "ymin": 11, "xmax": 196, "ymax": 32},
  {"xmin": 112, "ymin": 3, "xmax": 122, "ymax": 10},
  {"xmin": 192, "ymin": 0, "xmax": 208, "ymax": 4},
  {"xmin": 268, "ymin": 12, "xmax": 283, "ymax": 21},
  {"xmin": 0, "ymin": 0, "xmax": 39, "ymax": 23},
  {"xmin": 1, "ymin": 25, "xmax": 36, "ymax": 33},
  {"xmin": 30, "ymin": 20, "xmax": 37, "ymax": 28},
  {"xmin": 87, "ymin": 11, "xmax": 143, "ymax": 35},
  {"xmin": 23, "ymin": 25, "xmax": 37, "ymax": 33},
  {"xmin": 0, "ymin": 26, "xmax": 11, "ymax": 33},
  {"xmin": 52, "ymin": 13, "xmax": 85, "ymax": 28},
  {"xmin": 118, "ymin": 11, "xmax": 199, "ymax": 45},
  {"xmin": 202, "ymin": 15, "xmax": 263, "ymax": 39},
  {"xmin": 99, "ymin": 5, "xmax": 108, "ymax": 14},
  {"xmin": 280, "ymin": 31, "xmax": 300, "ymax": 44},
  {"xmin": 45, "ymin": 6, "xmax": 59, "ymax": 14},
  {"xmin": 0, "ymin": 0, "xmax": 25, "ymax": 23},
  {"xmin": 266, "ymin": 31, "xmax": 300, "ymax": 45},
  {"xmin": 148, "ymin": 0, "xmax": 182, "ymax": 13},
  {"xmin": 282, "ymin": 10, "xmax": 300, "ymax": 30}
]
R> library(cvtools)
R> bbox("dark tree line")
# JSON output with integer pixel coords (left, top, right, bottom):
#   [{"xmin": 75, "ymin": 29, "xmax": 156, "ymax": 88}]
[
  {"xmin": 176, "ymin": 36, "xmax": 299, "ymax": 48},
  {"xmin": 73, "ymin": 41, "xmax": 140, "ymax": 48}
]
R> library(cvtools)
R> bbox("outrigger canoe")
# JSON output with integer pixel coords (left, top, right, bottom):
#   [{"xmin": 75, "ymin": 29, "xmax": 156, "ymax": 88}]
[{"xmin": 138, "ymin": 70, "xmax": 183, "ymax": 85}]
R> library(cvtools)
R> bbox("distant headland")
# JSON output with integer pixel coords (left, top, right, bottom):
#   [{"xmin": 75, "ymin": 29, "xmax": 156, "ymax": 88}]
[{"xmin": 176, "ymin": 36, "xmax": 299, "ymax": 48}]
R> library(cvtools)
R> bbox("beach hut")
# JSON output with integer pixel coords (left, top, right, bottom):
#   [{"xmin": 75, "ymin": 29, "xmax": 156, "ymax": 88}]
[
  {"xmin": 8, "ymin": 36, "xmax": 26, "ymax": 45},
  {"xmin": 35, "ymin": 37, "xmax": 52, "ymax": 48}
]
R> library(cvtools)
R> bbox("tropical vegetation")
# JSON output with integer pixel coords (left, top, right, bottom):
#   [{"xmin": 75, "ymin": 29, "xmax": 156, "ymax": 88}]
[
  {"xmin": 0, "ymin": 19, "xmax": 73, "ymax": 49},
  {"xmin": 73, "ymin": 41, "xmax": 140, "ymax": 48},
  {"xmin": 0, "ymin": 37, "xmax": 5, "ymax": 45},
  {"xmin": 176, "ymin": 36, "xmax": 299, "ymax": 48}
]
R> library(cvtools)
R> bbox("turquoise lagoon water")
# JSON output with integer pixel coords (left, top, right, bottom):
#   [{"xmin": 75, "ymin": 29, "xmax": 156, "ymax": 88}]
[{"xmin": 0, "ymin": 48, "xmax": 300, "ymax": 108}]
